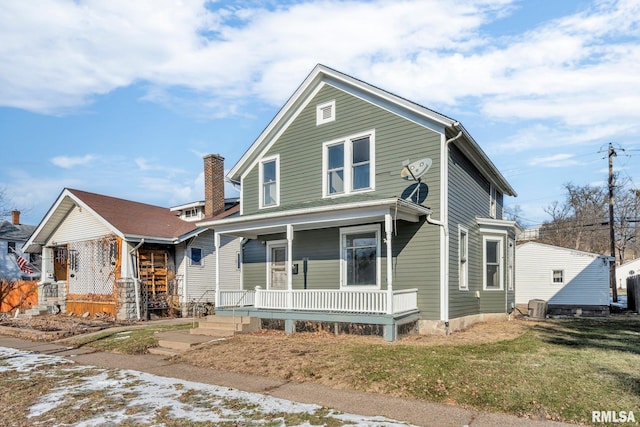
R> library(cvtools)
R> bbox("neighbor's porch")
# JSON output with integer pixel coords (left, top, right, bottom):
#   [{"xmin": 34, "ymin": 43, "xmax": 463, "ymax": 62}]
[{"xmin": 200, "ymin": 198, "xmax": 429, "ymax": 341}]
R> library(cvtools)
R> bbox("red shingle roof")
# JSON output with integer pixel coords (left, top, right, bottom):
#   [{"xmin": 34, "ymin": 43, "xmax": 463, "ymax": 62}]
[{"xmin": 67, "ymin": 189, "xmax": 198, "ymax": 239}]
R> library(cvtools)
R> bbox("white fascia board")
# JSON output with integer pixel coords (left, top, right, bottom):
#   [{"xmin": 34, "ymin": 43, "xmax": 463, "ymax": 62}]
[
  {"xmin": 198, "ymin": 198, "xmax": 430, "ymax": 235},
  {"xmin": 24, "ymin": 189, "xmax": 126, "ymax": 251},
  {"xmin": 229, "ymin": 65, "xmax": 326, "ymax": 181},
  {"xmin": 174, "ymin": 227, "xmax": 209, "ymax": 244},
  {"xmin": 456, "ymin": 124, "xmax": 517, "ymax": 197},
  {"xmin": 169, "ymin": 201, "xmax": 205, "ymax": 211},
  {"xmin": 476, "ymin": 217, "xmax": 520, "ymax": 234},
  {"xmin": 122, "ymin": 234, "xmax": 178, "ymax": 245}
]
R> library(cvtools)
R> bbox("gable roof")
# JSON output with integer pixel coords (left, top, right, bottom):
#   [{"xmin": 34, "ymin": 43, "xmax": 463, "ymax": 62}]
[
  {"xmin": 516, "ymin": 241, "xmax": 614, "ymax": 261},
  {"xmin": 24, "ymin": 188, "xmax": 221, "ymax": 252},
  {"xmin": 227, "ymin": 64, "xmax": 516, "ymax": 197}
]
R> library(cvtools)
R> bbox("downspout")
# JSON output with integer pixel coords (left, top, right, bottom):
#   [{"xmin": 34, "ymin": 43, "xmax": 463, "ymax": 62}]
[
  {"xmin": 430, "ymin": 123, "xmax": 463, "ymax": 334},
  {"xmin": 129, "ymin": 239, "xmax": 144, "ymax": 320}
]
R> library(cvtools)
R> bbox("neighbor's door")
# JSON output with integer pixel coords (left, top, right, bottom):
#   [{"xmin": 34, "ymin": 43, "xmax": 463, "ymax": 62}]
[
  {"xmin": 269, "ymin": 245, "xmax": 288, "ymax": 290},
  {"xmin": 53, "ymin": 246, "xmax": 68, "ymax": 281}
]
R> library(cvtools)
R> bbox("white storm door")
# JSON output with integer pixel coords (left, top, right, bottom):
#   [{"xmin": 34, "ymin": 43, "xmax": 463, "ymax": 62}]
[{"xmin": 267, "ymin": 242, "xmax": 288, "ymax": 290}]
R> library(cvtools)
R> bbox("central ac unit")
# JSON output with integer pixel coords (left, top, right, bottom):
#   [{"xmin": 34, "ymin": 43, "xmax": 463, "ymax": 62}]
[{"xmin": 528, "ymin": 299, "xmax": 548, "ymax": 319}]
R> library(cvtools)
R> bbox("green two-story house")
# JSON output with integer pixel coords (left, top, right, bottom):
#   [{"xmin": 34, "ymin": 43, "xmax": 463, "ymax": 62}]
[{"xmin": 199, "ymin": 65, "xmax": 518, "ymax": 340}]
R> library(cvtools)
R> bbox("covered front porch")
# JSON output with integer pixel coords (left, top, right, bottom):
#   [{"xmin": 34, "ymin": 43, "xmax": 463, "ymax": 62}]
[{"xmin": 199, "ymin": 197, "xmax": 431, "ymax": 341}]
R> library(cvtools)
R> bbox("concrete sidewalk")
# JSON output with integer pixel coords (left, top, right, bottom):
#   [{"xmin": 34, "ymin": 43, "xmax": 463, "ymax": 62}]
[{"xmin": 0, "ymin": 335, "xmax": 575, "ymax": 427}]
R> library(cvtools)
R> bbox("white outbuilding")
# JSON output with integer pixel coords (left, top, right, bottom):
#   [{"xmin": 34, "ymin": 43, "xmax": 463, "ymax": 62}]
[{"xmin": 516, "ymin": 242, "xmax": 612, "ymax": 316}]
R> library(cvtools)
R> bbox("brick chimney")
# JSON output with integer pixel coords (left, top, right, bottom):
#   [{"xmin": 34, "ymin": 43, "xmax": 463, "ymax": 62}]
[
  {"xmin": 11, "ymin": 210, "xmax": 20, "ymax": 225},
  {"xmin": 203, "ymin": 154, "xmax": 225, "ymax": 217}
]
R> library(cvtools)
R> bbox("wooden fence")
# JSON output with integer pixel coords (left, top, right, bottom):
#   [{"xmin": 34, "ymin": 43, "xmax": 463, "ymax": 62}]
[
  {"xmin": 0, "ymin": 280, "xmax": 38, "ymax": 313},
  {"xmin": 627, "ymin": 275, "xmax": 640, "ymax": 313}
]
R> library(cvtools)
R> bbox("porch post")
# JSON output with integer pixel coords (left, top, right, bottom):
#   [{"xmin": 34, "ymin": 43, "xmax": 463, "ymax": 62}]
[
  {"xmin": 385, "ymin": 214, "xmax": 393, "ymax": 315},
  {"xmin": 214, "ymin": 232, "xmax": 221, "ymax": 308},
  {"xmin": 286, "ymin": 224, "xmax": 294, "ymax": 310}
]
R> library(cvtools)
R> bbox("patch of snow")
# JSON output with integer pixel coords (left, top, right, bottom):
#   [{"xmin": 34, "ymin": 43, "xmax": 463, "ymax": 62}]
[{"xmin": 0, "ymin": 346, "xmax": 417, "ymax": 426}]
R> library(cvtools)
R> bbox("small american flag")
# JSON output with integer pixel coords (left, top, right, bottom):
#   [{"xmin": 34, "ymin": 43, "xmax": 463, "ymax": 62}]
[{"xmin": 15, "ymin": 254, "xmax": 33, "ymax": 275}]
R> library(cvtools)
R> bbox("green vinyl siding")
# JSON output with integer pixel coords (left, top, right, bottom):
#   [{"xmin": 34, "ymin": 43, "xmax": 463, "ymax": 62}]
[
  {"xmin": 242, "ymin": 84, "xmax": 442, "ymax": 218},
  {"xmin": 391, "ymin": 219, "xmax": 441, "ymax": 320},
  {"xmin": 448, "ymin": 144, "xmax": 509, "ymax": 318}
]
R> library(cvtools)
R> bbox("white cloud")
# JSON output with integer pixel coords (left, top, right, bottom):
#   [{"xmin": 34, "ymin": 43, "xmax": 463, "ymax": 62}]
[
  {"xmin": 50, "ymin": 154, "xmax": 96, "ymax": 169},
  {"xmin": 528, "ymin": 153, "xmax": 583, "ymax": 168},
  {"xmin": 1, "ymin": 0, "xmax": 639, "ymax": 148}
]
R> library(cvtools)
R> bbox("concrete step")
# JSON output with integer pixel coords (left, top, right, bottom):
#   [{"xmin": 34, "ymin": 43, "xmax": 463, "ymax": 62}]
[
  {"xmin": 190, "ymin": 327, "xmax": 234, "ymax": 337},
  {"xmin": 148, "ymin": 347, "xmax": 183, "ymax": 357},
  {"xmin": 155, "ymin": 330, "xmax": 214, "ymax": 351}
]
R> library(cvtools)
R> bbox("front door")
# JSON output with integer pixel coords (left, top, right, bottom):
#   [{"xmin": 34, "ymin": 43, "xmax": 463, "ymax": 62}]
[
  {"xmin": 53, "ymin": 246, "xmax": 68, "ymax": 282},
  {"xmin": 269, "ymin": 244, "xmax": 288, "ymax": 290}
]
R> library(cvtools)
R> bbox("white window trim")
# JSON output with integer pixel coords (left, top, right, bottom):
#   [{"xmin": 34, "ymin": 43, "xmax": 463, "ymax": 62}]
[
  {"xmin": 458, "ymin": 225, "xmax": 469, "ymax": 291},
  {"xmin": 266, "ymin": 240, "xmax": 287, "ymax": 290},
  {"xmin": 259, "ymin": 154, "xmax": 280, "ymax": 209},
  {"xmin": 322, "ymin": 130, "xmax": 375, "ymax": 198},
  {"xmin": 483, "ymin": 235, "xmax": 503, "ymax": 290},
  {"xmin": 316, "ymin": 100, "xmax": 336, "ymax": 125},
  {"xmin": 339, "ymin": 224, "xmax": 381, "ymax": 290},
  {"xmin": 551, "ymin": 269, "xmax": 564, "ymax": 285}
]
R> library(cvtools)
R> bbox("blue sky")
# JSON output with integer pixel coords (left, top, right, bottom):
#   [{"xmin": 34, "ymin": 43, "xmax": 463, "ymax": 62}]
[{"xmin": 1, "ymin": 0, "xmax": 639, "ymax": 227}]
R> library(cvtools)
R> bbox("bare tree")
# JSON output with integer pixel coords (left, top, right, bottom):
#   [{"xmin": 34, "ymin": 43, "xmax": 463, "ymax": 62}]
[{"xmin": 539, "ymin": 182, "xmax": 639, "ymax": 263}]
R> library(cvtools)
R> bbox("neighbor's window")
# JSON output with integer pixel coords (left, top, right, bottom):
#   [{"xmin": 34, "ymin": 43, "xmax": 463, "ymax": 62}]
[
  {"xmin": 552, "ymin": 269, "xmax": 564, "ymax": 284},
  {"xmin": 7, "ymin": 241, "xmax": 15, "ymax": 254},
  {"xmin": 483, "ymin": 237, "xmax": 503, "ymax": 290},
  {"xmin": 459, "ymin": 226, "xmax": 469, "ymax": 290},
  {"xmin": 323, "ymin": 131, "xmax": 375, "ymax": 197},
  {"xmin": 260, "ymin": 155, "xmax": 279, "ymax": 208},
  {"xmin": 341, "ymin": 225, "xmax": 379, "ymax": 287},
  {"xmin": 190, "ymin": 247, "xmax": 202, "ymax": 266}
]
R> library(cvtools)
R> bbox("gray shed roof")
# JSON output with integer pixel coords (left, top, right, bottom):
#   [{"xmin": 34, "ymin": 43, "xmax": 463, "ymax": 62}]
[{"xmin": 0, "ymin": 221, "xmax": 35, "ymax": 242}]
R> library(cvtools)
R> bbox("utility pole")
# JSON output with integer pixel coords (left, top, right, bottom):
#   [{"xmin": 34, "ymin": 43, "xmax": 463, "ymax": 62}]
[{"xmin": 608, "ymin": 143, "xmax": 618, "ymax": 303}]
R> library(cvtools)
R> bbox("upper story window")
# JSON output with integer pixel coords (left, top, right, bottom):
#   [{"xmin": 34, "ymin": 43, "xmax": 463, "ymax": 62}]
[
  {"xmin": 322, "ymin": 130, "xmax": 375, "ymax": 198},
  {"xmin": 490, "ymin": 185, "xmax": 497, "ymax": 218},
  {"xmin": 7, "ymin": 241, "xmax": 16, "ymax": 254},
  {"xmin": 316, "ymin": 100, "xmax": 335, "ymax": 125},
  {"xmin": 259, "ymin": 155, "xmax": 280, "ymax": 208}
]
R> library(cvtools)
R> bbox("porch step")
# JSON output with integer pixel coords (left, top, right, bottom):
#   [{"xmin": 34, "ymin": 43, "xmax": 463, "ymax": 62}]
[
  {"xmin": 191, "ymin": 315, "xmax": 260, "ymax": 337},
  {"xmin": 18, "ymin": 306, "xmax": 49, "ymax": 318}
]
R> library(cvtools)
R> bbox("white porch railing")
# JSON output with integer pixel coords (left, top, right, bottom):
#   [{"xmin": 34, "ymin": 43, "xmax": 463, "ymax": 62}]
[
  {"xmin": 218, "ymin": 290, "xmax": 255, "ymax": 307},
  {"xmin": 220, "ymin": 288, "xmax": 417, "ymax": 315}
]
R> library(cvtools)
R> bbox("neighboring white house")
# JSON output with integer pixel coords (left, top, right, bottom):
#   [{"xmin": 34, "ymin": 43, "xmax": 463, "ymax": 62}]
[
  {"xmin": 616, "ymin": 258, "xmax": 640, "ymax": 289},
  {"xmin": 23, "ymin": 154, "xmax": 241, "ymax": 320},
  {"xmin": 516, "ymin": 242, "xmax": 612, "ymax": 316},
  {"xmin": 0, "ymin": 211, "xmax": 38, "ymax": 281}
]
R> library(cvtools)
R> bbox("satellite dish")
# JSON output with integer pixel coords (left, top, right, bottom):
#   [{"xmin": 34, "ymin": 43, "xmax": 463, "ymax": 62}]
[
  {"xmin": 399, "ymin": 158, "xmax": 432, "ymax": 203},
  {"xmin": 401, "ymin": 158, "xmax": 432, "ymax": 181}
]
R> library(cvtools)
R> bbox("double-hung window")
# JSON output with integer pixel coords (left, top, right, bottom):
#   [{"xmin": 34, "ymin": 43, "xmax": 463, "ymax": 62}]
[
  {"xmin": 323, "ymin": 130, "xmax": 375, "ymax": 197},
  {"xmin": 483, "ymin": 236, "xmax": 503, "ymax": 290},
  {"xmin": 259, "ymin": 155, "xmax": 279, "ymax": 208},
  {"xmin": 340, "ymin": 225, "xmax": 380, "ymax": 288}
]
